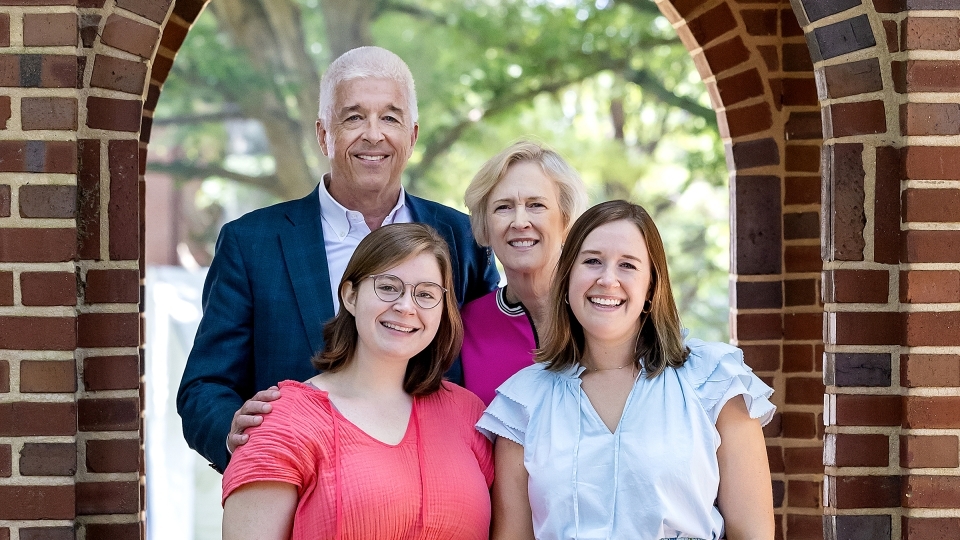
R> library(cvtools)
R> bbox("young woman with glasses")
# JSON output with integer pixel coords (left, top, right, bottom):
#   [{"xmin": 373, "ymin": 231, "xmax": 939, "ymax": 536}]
[{"xmin": 221, "ymin": 223, "xmax": 493, "ymax": 540}]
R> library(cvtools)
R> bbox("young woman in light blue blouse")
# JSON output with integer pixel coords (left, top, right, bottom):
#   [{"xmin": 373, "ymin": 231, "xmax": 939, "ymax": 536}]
[{"xmin": 477, "ymin": 200, "xmax": 776, "ymax": 540}]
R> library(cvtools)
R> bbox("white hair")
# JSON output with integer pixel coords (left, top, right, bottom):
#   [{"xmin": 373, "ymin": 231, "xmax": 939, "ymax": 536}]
[{"xmin": 318, "ymin": 46, "xmax": 418, "ymax": 126}]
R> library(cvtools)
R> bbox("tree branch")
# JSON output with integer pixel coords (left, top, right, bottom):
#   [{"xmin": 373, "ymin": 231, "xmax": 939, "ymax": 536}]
[
  {"xmin": 613, "ymin": 0, "xmax": 667, "ymax": 17},
  {"xmin": 376, "ymin": 1, "xmax": 448, "ymax": 25},
  {"xmin": 623, "ymin": 68, "xmax": 717, "ymax": 127},
  {"xmin": 147, "ymin": 161, "xmax": 284, "ymax": 198}
]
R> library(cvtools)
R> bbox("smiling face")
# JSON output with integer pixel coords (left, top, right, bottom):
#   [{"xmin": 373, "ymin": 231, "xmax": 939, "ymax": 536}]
[
  {"xmin": 568, "ymin": 219, "xmax": 653, "ymax": 349},
  {"xmin": 341, "ymin": 252, "xmax": 443, "ymax": 364},
  {"xmin": 485, "ymin": 161, "xmax": 566, "ymax": 278},
  {"xmin": 316, "ymin": 77, "xmax": 418, "ymax": 200}
]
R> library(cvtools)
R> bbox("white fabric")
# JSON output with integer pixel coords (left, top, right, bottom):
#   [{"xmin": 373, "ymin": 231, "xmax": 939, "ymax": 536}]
[
  {"xmin": 476, "ymin": 338, "xmax": 775, "ymax": 540},
  {"xmin": 317, "ymin": 174, "xmax": 412, "ymax": 312}
]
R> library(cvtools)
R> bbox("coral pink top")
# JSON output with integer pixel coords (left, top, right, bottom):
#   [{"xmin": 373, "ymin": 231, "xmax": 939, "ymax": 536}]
[{"xmin": 222, "ymin": 380, "xmax": 494, "ymax": 540}]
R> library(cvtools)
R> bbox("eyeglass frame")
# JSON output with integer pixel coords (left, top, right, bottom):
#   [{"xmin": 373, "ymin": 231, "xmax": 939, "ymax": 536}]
[{"xmin": 365, "ymin": 273, "xmax": 448, "ymax": 309}]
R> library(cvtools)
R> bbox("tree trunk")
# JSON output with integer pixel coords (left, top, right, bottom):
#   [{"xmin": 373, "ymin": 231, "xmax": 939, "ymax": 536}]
[{"xmin": 318, "ymin": 0, "xmax": 376, "ymax": 60}]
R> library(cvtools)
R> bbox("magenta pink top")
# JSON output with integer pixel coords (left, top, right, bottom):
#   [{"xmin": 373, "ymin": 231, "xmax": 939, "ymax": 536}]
[
  {"xmin": 461, "ymin": 288, "xmax": 538, "ymax": 405},
  {"xmin": 222, "ymin": 380, "xmax": 494, "ymax": 540}
]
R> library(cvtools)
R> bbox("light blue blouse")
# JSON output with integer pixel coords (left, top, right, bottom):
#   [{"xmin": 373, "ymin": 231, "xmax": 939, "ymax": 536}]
[{"xmin": 476, "ymin": 338, "xmax": 775, "ymax": 540}]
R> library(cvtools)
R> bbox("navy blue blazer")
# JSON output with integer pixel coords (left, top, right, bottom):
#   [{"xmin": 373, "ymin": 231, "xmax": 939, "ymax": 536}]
[{"xmin": 176, "ymin": 184, "xmax": 499, "ymax": 472}]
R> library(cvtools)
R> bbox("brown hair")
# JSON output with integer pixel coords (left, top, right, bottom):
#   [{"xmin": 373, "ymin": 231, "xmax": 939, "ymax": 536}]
[
  {"xmin": 535, "ymin": 200, "xmax": 689, "ymax": 377},
  {"xmin": 311, "ymin": 223, "xmax": 463, "ymax": 395}
]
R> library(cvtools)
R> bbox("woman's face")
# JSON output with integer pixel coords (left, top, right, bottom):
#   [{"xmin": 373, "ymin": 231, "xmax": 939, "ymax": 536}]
[
  {"xmin": 485, "ymin": 161, "xmax": 566, "ymax": 278},
  {"xmin": 342, "ymin": 252, "xmax": 445, "ymax": 364},
  {"xmin": 568, "ymin": 219, "xmax": 653, "ymax": 349}
]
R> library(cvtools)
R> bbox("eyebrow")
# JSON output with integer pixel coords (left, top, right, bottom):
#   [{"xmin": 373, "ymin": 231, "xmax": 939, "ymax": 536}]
[
  {"xmin": 339, "ymin": 104, "xmax": 406, "ymax": 117},
  {"xmin": 490, "ymin": 195, "xmax": 550, "ymax": 204},
  {"xmin": 579, "ymin": 249, "xmax": 644, "ymax": 263}
]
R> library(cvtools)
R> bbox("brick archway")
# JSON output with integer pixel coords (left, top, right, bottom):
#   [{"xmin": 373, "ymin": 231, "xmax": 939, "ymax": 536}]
[{"xmin": 1, "ymin": 1, "xmax": 958, "ymax": 539}]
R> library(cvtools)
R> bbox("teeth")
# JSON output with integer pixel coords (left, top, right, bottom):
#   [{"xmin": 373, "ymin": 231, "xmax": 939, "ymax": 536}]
[
  {"xmin": 510, "ymin": 240, "xmax": 536, "ymax": 247},
  {"xmin": 382, "ymin": 322, "xmax": 415, "ymax": 333},
  {"xmin": 358, "ymin": 155, "xmax": 386, "ymax": 161},
  {"xmin": 590, "ymin": 297, "xmax": 623, "ymax": 307}
]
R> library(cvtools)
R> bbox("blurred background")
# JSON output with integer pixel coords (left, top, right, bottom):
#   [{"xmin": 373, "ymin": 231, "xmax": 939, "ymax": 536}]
[{"xmin": 143, "ymin": 0, "xmax": 728, "ymax": 537}]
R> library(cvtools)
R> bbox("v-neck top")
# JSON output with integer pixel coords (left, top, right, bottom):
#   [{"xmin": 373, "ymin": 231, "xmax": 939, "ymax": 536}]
[
  {"xmin": 223, "ymin": 381, "xmax": 494, "ymax": 540},
  {"xmin": 476, "ymin": 338, "xmax": 775, "ymax": 540}
]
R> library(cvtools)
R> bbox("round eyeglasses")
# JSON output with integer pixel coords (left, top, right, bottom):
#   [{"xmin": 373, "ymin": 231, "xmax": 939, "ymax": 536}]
[{"xmin": 367, "ymin": 274, "xmax": 447, "ymax": 309}]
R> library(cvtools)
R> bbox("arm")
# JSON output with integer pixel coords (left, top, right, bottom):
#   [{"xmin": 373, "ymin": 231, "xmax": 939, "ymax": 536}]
[
  {"xmin": 222, "ymin": 482, "xmax": 297, "ymax": 540},
  {"xmin": 491, "ymin": 437, "xmax": 535, "ymax": 540},
  {"xmin": 716, "ymin": 395, "xmax": 775, "ymax": 540}
]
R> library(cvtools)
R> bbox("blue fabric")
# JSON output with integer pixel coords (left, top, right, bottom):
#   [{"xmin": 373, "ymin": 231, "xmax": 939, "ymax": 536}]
[{"xmin": 177, "ymin": 184, "xmax": 499, "ymax": 472}]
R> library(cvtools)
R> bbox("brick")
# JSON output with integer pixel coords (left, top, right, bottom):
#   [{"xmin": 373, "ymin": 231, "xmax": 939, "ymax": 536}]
[
  {"xmin": 784, "ymin": 313, "xmax": 821, "ymax": 341},
  {"xmin": 742, "ymin": 9, "xmax": 777, "ymax": 37},
  {"xmin": 0, "ymin": 444, "xmax": 9, "ymax": 476},
  {"xmin": 0, "ymin": 485, "xmax": 74, "ymax": 519},
  {"xmin": 903, "ymin": 517, "xmax": 960, "ymax": 539},
  {"xmin": 901, "ymin": 435, "xmax": 959, "ymax": 469},
  {"xmin": 902, "ymin": 354, "xmax": 960, "ymax": 388},
  {"xmin": 833, "ymin": 312, "xmax": 900, "ymax": 346},
  {"xmin": 785, "ymin": 376, "xmax": 825, "ymax": 405},
  {"xmin": 894, "ymin": 60, "xmax": 960, "ymax": 93},
  {"xmin": 831, "ymin": 515, "xmax": 891, "ymax": 540},
  {"xmin": 144, "ymin": 83, "xmax": 161, "ymax": 112},
  {"xmin": 0, "ymin": 13, "xmax": 8, "ymax": 48},
  {"xmin": 872, "ymin": 0, "xmax": 904, "ymax": 13},
  {"xmin": 86, "ymin": 96, "xmax": 142, "ymax": 132},
  {"xmin": 757, "ymin": 45, "xmax": 779, "ymax": 72},
  {"xmin": 823, "ymin": 58, "xmax": 884, "ymax": 99},
  {"xmin": 884, "ymin": 19, "xmax": 899, "ymax": 54},
  {"xmin": 824, "ymin": 269, "xmax": 888, "ymax": 304},
  {"xmin": 23, "ymin": 13, "xmax": 77, "ymax": 47},
  {"xmin": 90, "ymin": 54, "xmax": 147, "ymax": 95},
  {"xmin": 0, "ymin": 271, "xmax": 11, "ymax": 305},
  {"xmin": 172, "ymin": 0, "xmax": 205, "ymax": 22},
  {"xmin": 79, "ymin": 13, "xmax": 100, "ymax": 48},
  {"xmin": 703, "ymin": 36, "xmax": 751, "ymax": 75},
  {"xmin": 836, "ymin": 394, "xmax": 901, "ymax": 426},
  {"xmin": 780, "ymin": 8, "xmax": 803, "ymax": 36},
  {"xmin": 77, "ymin": 312, "xmax": 139, "ymax": 348},
  {"xmin": 904, "ymin": 396, "xmax": 960, "ymax": 429},
  {"xmin": 0, "ymin": 360, "xmax": 7, "ymax": 392},
  {"xmin": 826, "ymin": 353, "xmax": 892, "ymax": 387},
  {"xmin": 21, "ymin": 97, "xmax": 77, "ymax": 131},
  {"xmin": 787, "ymin": 514, "xmax": 823, "ymax": 539},
  {"xmin": 904, "ymin": 145, "xmax": 960, "ymax": 181},
  {"xmin": 0, "ymin": 55, "xmax": 18, "ymax": 86},
  {"xmin": 109, "ymin": 139, "xmax": 141, "ymax": 261},
  {"xmin": 903, "ymin": 17, "xmax": 960, "ymax": 51},
  {"xmin": 783, "ymin": 344, "xmax": 814, "ymax": 372},
  {"xmin": 84, "ymin": 269, "xmax": 140, "ymax": 303},
  {"xmin": 0, "ymin": 184, "xmax": 9, "ymax": 216},
  {"xmin": 903, "ymin": 476, "xmax": 960, "ymax": 508},
  {"xmin": 117, "ymin": 0, "xmax": 172, "ymax": 23},
  {"xmin": 830, "ymin": 475, "xmax": 900, "ymax": 509},
  {"xmin": 788, "ymin": 479, "xmax": 821, "ymax": 507},
  {"xmin": 784, "ymin": 212, "xmax": 819, "ymax": 240},
  {"xmin": 904, "ymin": 312, "xmax": 960, "ymax": 346},
  {"xmin": 716, "ymin": 69, "xmax": 764, "ymax": 106},
  {"xmin": 785, "ymin": 245, "xmax": 822, "ymax": 273},
  {"xmin": 784, "ymin": 446, "xmax": 824, "ymax": 474},
  {"xmin": 785, "ymin": 279, "xmax": 817, "ymax": 307},
  {"xmin": 734, "ymin": 313, "xmax": 783, "ymax": 341},
  {"xmin": 87, "ymin": 438, "xmax": 139, "ymax": 473},
  {"xmin": 783, "ymin": 43, "xmax": 814, "ymax": 72},
  {"xmin": 78, "ymin": 397, "xmax": 139, "ymax": 431},
  {"xmin": 732, "ymin": 175, "xmax": 781, "ymax": 275},
  {"xmin": 723, "ymin": 102, "xmax": 773, "ymax": 139},
  {"xmin": 901, "ymin": 271, "xmax": 960, "ymax": 303},
  {"xmin": 20, "ymin": 527, "xmax": 74, "ymax": 540},
  {"xmin": 813, "ymin": 15, "xmax": 877, "ymax": 61},
  {"xmin": 909, "ymin": 0, "xmax": 960, "ymax": 8},
  {"xmin": 85, "ymin": 523, "xmax": 140, "ymax": 540},
  {"xmin": 824, "ymin": 143, "xmax": 866, "ymax": 260},
  {"xmin": 801, "ymin": 0, "xmax": 862, "ymax": 22},
  {"xmin": 101, "ymin": 15, "xmax": 159, "ymax": 59},
  {"xmin": 20, "ymin": 360, "xmax": 76, "ymax": 393},
  {"xmin": 902, "ymin": 103, "xmax": 960, "ymax": 136},
  {"xmin": 0, "ymin": 402, "xmax": 76, "ymax": 436},
  {"xmin": 0, "ymin": 316, "xmax": 76, "ymax": 350},
  {"xmin": 786, "ymin": 144, "xmax": 820, "ymax": 173},
  {"xmin": 763, "ymin": 412, "xmax": 782, "ymax": 438},
  {"xmin": 41, "ymin": 55, "xmax": 79, "ymax": 89},
  {"xmin": 18, "ymin": 185, "xmax": 77, "ymax": 218},
  {"xmin": 150, "ymin": 53, "xmax": 173, "ymax": 84},
  {"xmin": 84, "ymin": 355, "xmax": 140, "ymax": 391},
  {"xmin": 728, "ymin": 138, "xmax": 780, "ymax": 171},
  {"xmin": 785, "ymin": 112, "xmax": 822, "ymax": 140},
  {"xmin": 19, "ymin": 442, "xmax": 76, "ymax": 476},
  {"xmin": 903, "ymin": 188, "xmax": 960, "ymax": 222},
  {"xmin": 687, "ymin": 3, "xmax": 736, "ymax": 46},
  {"xmin": 734, "ymin": 281, "xmax": 782, "ymax": 309},
  {"xmin": 21, "ymin": 271, "xmax": 76, "ymax": 306},
  {"xmin": 873, "ymin": 147, "xmax": 901, "ymax": 265},
  {"xmin": 826, "ymin": 433, "xmax": 889, "ymax": 467},
  {"xmin": 76, "ymin": 481, "xmax": 139, "ymax": 515},
  {"xmin": 78, "ymin": 139, "xmax": 101, "ymax": 259},
  {"xmin": 826, "ymin": 100, "xmax": 887, "ymax": 138},
  {"xmin": 781, "ymin": 411, "xmax": 818, "ymax": 438},
  {"xmin": 740, "ymin": 344, "xmax": 780, "ymax": 372}
]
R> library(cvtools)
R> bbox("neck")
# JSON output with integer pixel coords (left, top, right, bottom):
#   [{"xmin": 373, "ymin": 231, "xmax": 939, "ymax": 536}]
[
  {"xmin": 503, "ymin": 266, "xmax": 555, "ymax": 330},
  {"xmin": 325, "ymin": 348, "xmax": 411, "ymax": 399},
  {"xmin": 581, "ymin": 334, "xmax": 638, "ymax": 372},
  {"xmin": 326, "ymin": 175, "xmax": 402, "ymax": 231}
]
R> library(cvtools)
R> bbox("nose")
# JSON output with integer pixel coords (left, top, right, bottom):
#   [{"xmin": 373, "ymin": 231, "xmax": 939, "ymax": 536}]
[
  {"xmin": 596, "ymin": 264, "xmax": 619, "ymax": 288},
  {"xmin": 511, "ymin": 205, "xmax": 530, "ymax": 229},
  {"xmin": 392, "ymin": 285, "xmax": 417, "ymax": 313},
  {"xmin": 363, "ymin": 118, "xmax": 384, "ymax": 143}
]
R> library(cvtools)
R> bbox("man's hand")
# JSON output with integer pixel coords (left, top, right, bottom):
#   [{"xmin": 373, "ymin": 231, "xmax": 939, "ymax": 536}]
[{"xmin": 227, "ymin": 386, "xmax": 281, "ymax": 454}]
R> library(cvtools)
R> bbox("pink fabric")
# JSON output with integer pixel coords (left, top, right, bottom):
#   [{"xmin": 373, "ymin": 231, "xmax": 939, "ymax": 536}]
[
  {"xmin": 461, "ymin": 288, "xmax": 538, "ymax": 405},
  {"xmin": 222, "ymin": 380, "xmax": 493, "ymax": 540}
]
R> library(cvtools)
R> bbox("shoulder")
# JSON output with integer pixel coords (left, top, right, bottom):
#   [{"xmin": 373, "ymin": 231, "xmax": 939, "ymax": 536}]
[
  {"xmin": 495, "ymin": 363, "xmax": 558, "ymax": 404},
  {"xmin": 407, "ymin": 194, "xmax": 471, "ymax": 229},
  {"xmin": 223, "ymin": 191, "xmax": 315, "ymax": 234},
  {"xmin": 461, "ymin": 289, "xmax": 498, "ymax": 317},
  {"xmin": 677, "ymin": 338, "xmax": 745, "ymax": 386}
]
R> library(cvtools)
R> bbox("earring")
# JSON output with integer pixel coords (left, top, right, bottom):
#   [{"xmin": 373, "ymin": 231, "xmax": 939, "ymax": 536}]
[
  {"xmin": 564, "ymin": 294, "xmax": 569, "ymax": 305},
  {"xmin": 641, "ymin": 299, "xmax": 652, "ymax": 314}
]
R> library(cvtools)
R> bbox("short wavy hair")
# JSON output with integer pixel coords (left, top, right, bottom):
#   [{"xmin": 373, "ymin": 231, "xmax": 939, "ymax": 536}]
[
  {"xmin": 312, "ymin": 223, "xmax": 462, "ymax": 395},
  {"xmin": 318, "ymin": 46, "xmax": 418, "ymax": 126},
  {"xmin": 464, "ymin": 140, "xmax": 588, "ymax": 247}
]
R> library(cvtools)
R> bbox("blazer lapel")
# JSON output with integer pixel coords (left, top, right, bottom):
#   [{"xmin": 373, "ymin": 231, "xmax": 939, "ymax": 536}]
[
  {"xmin": 280, "ymin": 185, "xmax": 334, "ymax": 354},
  {"xmin": 406, "ymin": 194, "xmax": 463, "ymax": 297}
]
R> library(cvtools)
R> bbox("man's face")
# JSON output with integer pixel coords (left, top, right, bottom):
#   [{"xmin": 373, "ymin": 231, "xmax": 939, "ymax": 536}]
[{"xmin": 316, "ymin": 78, "xmax": 418, "ymax": 195}]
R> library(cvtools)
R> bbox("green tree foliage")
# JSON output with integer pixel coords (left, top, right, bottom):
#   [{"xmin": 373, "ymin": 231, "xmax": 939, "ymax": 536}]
[{"xmin": 148, "ymin": 0, "xmax": 731, "ymax": 341}]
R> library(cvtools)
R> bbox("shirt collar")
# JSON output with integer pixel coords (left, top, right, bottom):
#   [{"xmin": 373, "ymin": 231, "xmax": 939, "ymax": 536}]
[{"xmin": 317, "ymin": 173, "xmax": 408, "ymax": 236}]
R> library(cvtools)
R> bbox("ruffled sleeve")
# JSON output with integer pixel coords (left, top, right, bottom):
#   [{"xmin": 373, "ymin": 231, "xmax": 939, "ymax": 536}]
[
  {"xmin": 475, "ymin": 364, "xmax": 549, "ymax": 445},
  {"xmin": 682, "ymin": 338, "xmax": 776, "ymax": 426}
]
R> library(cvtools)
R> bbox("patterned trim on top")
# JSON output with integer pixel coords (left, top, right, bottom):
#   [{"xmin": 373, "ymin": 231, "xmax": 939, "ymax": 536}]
[{"xmin": 496, "ymin": 287, "xmax": 526, "ymax": 317}]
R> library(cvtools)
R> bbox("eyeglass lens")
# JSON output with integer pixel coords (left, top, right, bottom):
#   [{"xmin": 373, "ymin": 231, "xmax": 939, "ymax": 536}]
[{"xmin": 372, "ymin": 274, "xmax": 444, "ymax": 309}]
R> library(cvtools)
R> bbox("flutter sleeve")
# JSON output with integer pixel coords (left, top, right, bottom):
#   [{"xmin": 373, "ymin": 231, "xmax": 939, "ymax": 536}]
[
  {"xmin": 475, "ymin": 364, "xmax": 547, "ymax": 445},
  {"xmin": 683, "ymin": 338, "xmax": 776, "ymax": 426}
]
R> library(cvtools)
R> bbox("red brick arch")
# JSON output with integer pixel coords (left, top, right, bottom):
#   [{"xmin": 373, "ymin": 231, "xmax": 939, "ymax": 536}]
[{"xmin": 1, "ymin": 0, "xmax": 959, "ymax": 538}]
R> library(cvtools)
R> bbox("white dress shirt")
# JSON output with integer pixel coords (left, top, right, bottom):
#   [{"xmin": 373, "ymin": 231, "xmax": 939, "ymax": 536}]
[{"xmin": 317, "ymin": 175, "xmax": 412, "ymax": 312}]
